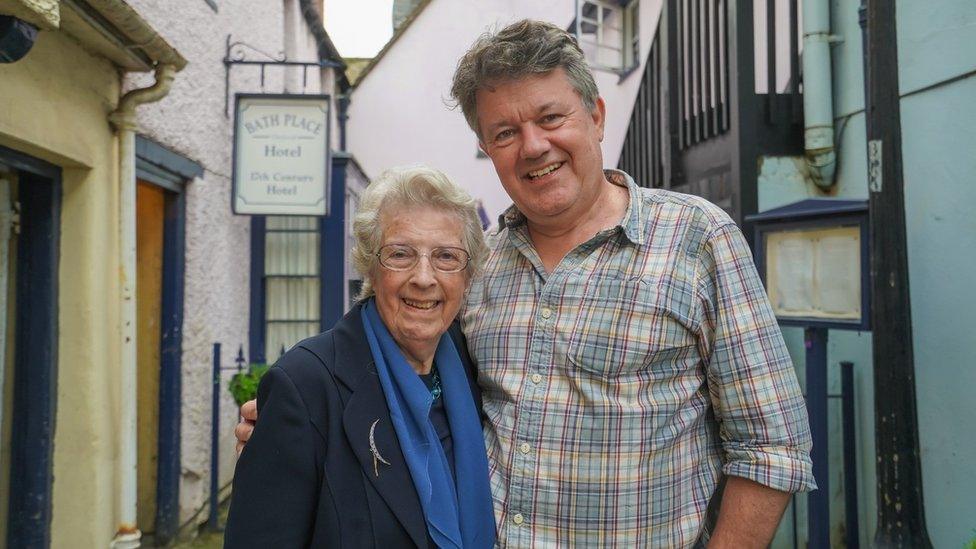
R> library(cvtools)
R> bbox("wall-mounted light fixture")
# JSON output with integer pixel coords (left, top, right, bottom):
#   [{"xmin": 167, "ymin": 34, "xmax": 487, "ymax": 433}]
[{"xmin": 0, "ymin": 16, "xmax": 38, "ymax": 64}]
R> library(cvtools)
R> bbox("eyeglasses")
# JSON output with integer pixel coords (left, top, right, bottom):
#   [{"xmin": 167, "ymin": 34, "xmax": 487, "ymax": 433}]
[{"xmin": 376, "ymin": 244, "xmax": 471, "ymax": 273}]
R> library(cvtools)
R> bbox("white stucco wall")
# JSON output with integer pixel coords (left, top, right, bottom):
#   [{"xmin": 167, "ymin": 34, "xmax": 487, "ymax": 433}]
[
  {"xmin": 123, "ymin": 0, "xmax": 338, "ymax": 527},
  {"xmin": 347, "ymin": 0, "xmax": 663, "ymax": 222}
]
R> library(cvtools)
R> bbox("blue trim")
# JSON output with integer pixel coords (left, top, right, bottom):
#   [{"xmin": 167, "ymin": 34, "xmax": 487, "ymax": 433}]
[
  {"xmin": 154, "ymin": 189, "xmax": 185, "ymax": 545},
  {"xmin": 5, "ymin": 159, "xmax": 61, "ymax": 548},
  {"xmin": 0, "ymin": 144, "xmax": 59, "ymax": 179},
  {"xmin": 746, "ymin": 198, "xmax": 868, "ymax": 222},
  {"xmin": 321, "ymin": 156, "xmax": 347, "ymax": 329},
  {"xmin": 804, "ymin": 327, "xmax": 830, "ymax": 549},
  {"xmin": 248, "ymin": 216, "xmax": 266, "ymax": 364},
  {"xmin": 208, "ymin": 343, "xmax": 221, "ymax": 530},
  {"xmin": 136, "ymin": 136, "xmax": 204, "ymax": 182}
]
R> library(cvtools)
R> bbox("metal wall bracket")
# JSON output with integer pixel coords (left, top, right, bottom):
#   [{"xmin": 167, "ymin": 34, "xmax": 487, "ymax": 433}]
[{"xmin": 223, "ymin": 34, "xmax": 342, "ymax": 117}]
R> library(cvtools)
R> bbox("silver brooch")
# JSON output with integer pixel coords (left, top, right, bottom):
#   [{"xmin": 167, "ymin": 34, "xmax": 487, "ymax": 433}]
[{"xmin": 369, "ymin": 419, "xmax": 391, "ymax": 477}]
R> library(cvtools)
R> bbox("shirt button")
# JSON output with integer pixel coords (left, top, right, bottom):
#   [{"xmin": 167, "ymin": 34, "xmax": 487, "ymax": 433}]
[
  {"xmin": 512, "ymin": 513, "xmax": 524, "ymax": 525},
  {"xmin": 531, "ymin": 373, "xmax": 543, "ymax": 384},
  {"xmin": 540, "ymin": 307, "xmax": 552, "ymax": 319},
  {"xmin": 519, "ymin": 442, "xmax": 531, "ymax": 454}
]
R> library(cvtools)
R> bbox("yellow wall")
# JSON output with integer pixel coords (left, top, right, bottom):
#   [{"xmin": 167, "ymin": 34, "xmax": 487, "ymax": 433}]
[{"xmin": 0, "ymin": 29, "xmax": 124, "ymax": 547}]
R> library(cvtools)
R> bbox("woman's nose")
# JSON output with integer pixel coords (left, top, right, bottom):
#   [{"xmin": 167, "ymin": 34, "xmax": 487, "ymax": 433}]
[{"xmin": 408, "ymin": 256, "xmax": 438, "ymax": 286}]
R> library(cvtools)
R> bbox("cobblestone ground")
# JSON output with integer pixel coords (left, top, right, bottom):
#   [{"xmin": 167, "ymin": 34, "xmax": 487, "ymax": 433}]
[{"xmin": 170, "ymin": 497, "xmax": 229, "ymax": 549}]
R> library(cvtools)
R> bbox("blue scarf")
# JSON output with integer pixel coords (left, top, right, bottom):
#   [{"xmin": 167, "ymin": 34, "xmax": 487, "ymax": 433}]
[{"xmin": 361, "ymin": 300, "xmax": 495, "ymax": 548}]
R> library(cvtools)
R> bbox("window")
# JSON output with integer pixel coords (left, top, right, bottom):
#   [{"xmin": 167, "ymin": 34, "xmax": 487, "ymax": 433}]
[
  {"xmin": 264, "ymin": 216, "xmax": 320, "ymax": 358},
  {"xmin": 344, "ymin": 186, "xmax": 362, "ymax": 310},
  {"xmin": 574, "ymin": 0, "xmax": 640, "ymax": 72}
]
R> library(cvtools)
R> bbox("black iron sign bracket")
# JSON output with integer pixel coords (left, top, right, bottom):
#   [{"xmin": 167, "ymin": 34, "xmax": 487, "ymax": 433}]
[{"xmin": 223, "ymin": 34, "xmax": 343, "ymax": 117}]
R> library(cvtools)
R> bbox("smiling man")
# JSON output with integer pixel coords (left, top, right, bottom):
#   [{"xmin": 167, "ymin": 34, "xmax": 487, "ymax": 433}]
[
  {"xmin": 450, "ymin": 20, "xmax": 815, "ymax": 548},
  {"xmin": 237, "ymin": 19, "xmax": 815, "ymax": 548}
]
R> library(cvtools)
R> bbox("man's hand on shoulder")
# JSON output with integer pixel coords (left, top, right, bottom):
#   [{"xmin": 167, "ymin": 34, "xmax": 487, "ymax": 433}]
[{"xmin": 235, "ymin": 398, "xmax": 258, "ymax": 457}]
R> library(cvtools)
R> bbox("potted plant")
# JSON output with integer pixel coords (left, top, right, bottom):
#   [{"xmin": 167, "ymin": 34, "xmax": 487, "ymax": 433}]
[{"xmin": 228, "ymin": 363, "xmax": 270, "ymax": 406}]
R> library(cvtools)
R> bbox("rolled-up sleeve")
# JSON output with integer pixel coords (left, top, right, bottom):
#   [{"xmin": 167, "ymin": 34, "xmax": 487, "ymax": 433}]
[{"xmin": 696, "ymin": 222, "xmax": 816, "ymax": 493}]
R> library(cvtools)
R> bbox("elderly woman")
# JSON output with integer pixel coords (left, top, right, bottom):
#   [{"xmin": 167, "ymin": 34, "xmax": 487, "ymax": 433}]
[{"xmin": 224, "ymin": 166, "xmax": 495, "ymax": 548}]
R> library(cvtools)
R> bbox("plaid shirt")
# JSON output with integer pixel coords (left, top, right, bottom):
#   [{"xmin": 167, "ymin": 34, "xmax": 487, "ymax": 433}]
[{"xmin": 462, "ymin": 170, "xmax": 815, "ymax": 547}]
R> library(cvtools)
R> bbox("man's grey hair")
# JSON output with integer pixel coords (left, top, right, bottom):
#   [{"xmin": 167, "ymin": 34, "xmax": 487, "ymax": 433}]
[
  {"xmin": 450, "ymin": 19, "xmax": 600, "ymax": 138},
  {"xmin": 352, "ymin": 165, "xmax": 489, "ymax": 300}
]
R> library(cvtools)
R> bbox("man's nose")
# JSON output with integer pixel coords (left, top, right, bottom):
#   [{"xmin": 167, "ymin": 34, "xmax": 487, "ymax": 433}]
[{"xmin": 519, "ymin": 124, "xmax": 550, "ymax": 160}]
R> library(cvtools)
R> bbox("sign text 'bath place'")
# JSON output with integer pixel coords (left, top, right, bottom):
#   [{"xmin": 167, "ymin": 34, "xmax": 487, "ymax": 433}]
[{"xmin": 232, "ymin": 94, "xmax": 331, "ymax": 216}]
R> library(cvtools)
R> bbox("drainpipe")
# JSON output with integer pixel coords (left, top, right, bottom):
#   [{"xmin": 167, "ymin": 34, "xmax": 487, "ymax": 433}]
[
  {"xmin": 338, "ymin": 93, "xmax": 350, "ymax": 152},
  {"xmin": 107, "ymin": 63, "xmax": 177, "ymax": 549},
  {"xmin": 802, "ymin": 0, "xmax": 840, "ymax": 188}
]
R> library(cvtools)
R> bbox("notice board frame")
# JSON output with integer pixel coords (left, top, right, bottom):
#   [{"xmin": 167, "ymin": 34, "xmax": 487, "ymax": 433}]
[{"xmin": 748, "ymin": 199, "xmax": 871, "ymax": 332}]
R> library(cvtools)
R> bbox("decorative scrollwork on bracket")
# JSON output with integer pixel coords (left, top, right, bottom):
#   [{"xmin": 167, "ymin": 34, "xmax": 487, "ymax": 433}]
[
  {"xmin": 226, "ymin": 38, "xmax": 286, "ymax": 64},
  {"xmin": 222, "ymin": 33, "xmax": 341, "ymax": 117}
]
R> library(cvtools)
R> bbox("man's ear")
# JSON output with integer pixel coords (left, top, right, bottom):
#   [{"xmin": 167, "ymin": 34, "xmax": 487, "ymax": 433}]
[{"xmin": 592, "ymin": 96, "xmax": 607, "ymax": 142}]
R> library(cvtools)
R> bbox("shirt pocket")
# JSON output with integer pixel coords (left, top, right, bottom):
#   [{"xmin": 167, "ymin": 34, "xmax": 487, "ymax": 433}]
[{"xmin": 566, "ymin": 275, "xmax": 697, "ymax": 378}]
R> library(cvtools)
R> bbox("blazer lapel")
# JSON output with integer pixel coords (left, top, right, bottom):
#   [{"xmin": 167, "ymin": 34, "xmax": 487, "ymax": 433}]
[
  {"xmin": 343, "ymin": 374, "xmax": 429, "ymax": 548},
  {"xmin": 331, "ymin": 306, "xmax": 429, "ymax": 548}
]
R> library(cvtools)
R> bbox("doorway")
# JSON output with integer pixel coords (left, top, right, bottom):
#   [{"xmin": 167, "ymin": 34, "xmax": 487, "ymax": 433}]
[
  {"xmin": 0, "ymin": 145, "xmax": 62, "ymax": 548},
  {"xmin": 135, "ymin": 177, "xmax": 185, "ymax": 545}
]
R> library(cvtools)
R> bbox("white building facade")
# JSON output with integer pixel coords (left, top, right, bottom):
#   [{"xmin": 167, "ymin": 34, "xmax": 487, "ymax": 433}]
[
  {"xmin": 121, "ymin": 0, "xmax": 352, "ymax": 542},
  {"xmin": 346, "ymin": 0, "xmax": 662, "ymax": 221}
]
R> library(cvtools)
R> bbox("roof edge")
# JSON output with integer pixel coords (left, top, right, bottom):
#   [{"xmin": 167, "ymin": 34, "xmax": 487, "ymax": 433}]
[
  {"xmin": 1, "ymin": 0, "xmax": 60, "ymax": 30},
  {"xmin": 299, "ymin": 0, "xmax": 350, "ymax": 92},
  {"xmin": 72, "ymin": 0, "xmax": 187, "ymax": 69},
  {"xmin": 351, "ymin": 0, "xmax": 432, "ymax": 90}
]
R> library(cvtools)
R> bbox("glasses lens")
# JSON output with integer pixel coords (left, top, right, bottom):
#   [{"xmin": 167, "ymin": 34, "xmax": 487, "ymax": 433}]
[
  {"xmin": 431, "ymin": 247, "xmax": 469, "ymax": 272},
  {"xmin": 379, "ymin": 245, "xmax": 418, "ymax": 270}
]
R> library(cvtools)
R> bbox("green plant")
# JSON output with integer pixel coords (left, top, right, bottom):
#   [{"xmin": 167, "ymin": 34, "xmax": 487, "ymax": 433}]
[{"xmin": 228, "ymin": 363, "xmax": 270, "ymax": 406}]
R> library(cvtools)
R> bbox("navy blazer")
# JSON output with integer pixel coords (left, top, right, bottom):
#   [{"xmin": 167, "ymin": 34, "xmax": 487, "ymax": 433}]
[{"xmin": 224, "ymin": 304, "xmax": 483, "ymax": 548}]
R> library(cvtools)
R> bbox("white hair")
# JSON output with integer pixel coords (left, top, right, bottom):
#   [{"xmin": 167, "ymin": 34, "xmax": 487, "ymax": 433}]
[{"xmin": 351, "ymin": 164, "xmax": 488, "ymax": 300}]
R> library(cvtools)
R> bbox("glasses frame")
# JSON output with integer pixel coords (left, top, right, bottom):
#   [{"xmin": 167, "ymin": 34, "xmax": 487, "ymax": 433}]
[{"xmin": 375, "ymin": 244, "xmax": 472, "ymax": 273}]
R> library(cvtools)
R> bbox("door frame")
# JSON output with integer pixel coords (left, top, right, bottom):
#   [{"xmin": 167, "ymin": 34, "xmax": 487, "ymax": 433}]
[
  {"xmin": 135, "ymin": 136, "xmax": 199, "ymax": 545},
  {"xmin": 1, "ymin": 144, "xmax": 62, "ymax": 549}
]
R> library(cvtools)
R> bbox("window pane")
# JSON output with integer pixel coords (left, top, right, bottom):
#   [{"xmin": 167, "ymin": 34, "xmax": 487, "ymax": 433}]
[
  {"xmin": 578, "ymin": 0, "xmax": 634, "ymax": 70},
  {"xmin": 266, "ymin": 216, "xmax": 318, "ymax": 231},
  {"xmin": 265, "ymin": 277, "xmax": 320, "ymax": 321},
  {"xmin": 266, "ymin": 321, "xmax": 320, "ymax": 359},
  {"xmin": 344, "ymin": 190, "xmax": 362, "ymax": 309},
  {"xmin": 265, "ymin": 229, "xmax": 320, "ymax": 276}
]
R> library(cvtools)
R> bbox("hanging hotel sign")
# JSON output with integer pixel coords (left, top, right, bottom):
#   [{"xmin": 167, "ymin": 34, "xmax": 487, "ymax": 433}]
[{"xmin": 232, "ymin": 94, "xmax": 331, "ymax": 215}]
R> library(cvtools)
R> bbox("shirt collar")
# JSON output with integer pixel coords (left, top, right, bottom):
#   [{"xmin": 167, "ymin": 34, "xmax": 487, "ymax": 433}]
[{"xmin": 497, "ymin": 169, "xmax": 646, "ymax": 245}]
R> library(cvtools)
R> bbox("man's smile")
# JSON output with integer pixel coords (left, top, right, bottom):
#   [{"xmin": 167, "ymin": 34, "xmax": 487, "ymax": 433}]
[{"xmin": 525, "ymin": 161, "xmax": 564, "ymax": 181}]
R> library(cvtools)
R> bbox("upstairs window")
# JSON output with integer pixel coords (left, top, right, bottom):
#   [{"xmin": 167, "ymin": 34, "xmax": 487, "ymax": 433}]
[{"xmin": 574, "ymin": 0, "xmax": 640, "ymax": 73}]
